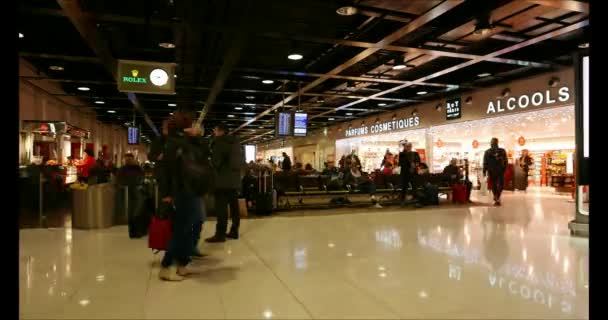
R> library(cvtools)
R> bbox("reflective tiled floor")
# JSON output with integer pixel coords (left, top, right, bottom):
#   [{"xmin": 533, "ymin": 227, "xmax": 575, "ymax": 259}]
[{"xmin": 20, "ymin": 190, "xmax": 589, "ymax": 319}]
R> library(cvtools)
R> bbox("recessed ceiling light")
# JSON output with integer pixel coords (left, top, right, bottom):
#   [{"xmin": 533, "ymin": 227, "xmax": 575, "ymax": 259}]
[
  {"xmin": 288, "ymin": 54, "xmax": 303, "ymax": 60},
  {"xmin": 346, "ymin": 112, "xmax": 353, "ymax": 116},
  {"xmin": 336, "ymin": 6, "xmax": 358, "ymax": 16},
  {"xmin": 378, "ymin": 103, "xmax": 387, "ymax": 106},
  {"xmin": 392, "ymin": 64, "xmax": 406, "ymax": 70},
  {"xmin": 169, "ymin": 112, "xmax": 174, "ymax": 115},
  {"xmin": 262, "ymin": 80, "xmax": 274, "ymax": 84},
  {"xmin": 328, "ymin": 118, "xmax": 335, "ymax": 121},
  {"xmin": 235, "ymin": 107, "xmax": 243, "ymax": 110},
  {"xmin": 477, "ymin": 73, "xmax": 492, "ymax": 78},
  {"xmin": 174, "ymin": 74, "xmax": 178, "ymax": 78},
  {"xmin": 49, "ymin": 65, "xmax": 64, "ymax": 71},
  {"xmin": 259, "ymin": 126, "xmax": 264, "ymax": 129},
  {"xmin": 77, "ymin": 87, "xmax": 90, "ymax": 91},
  {"xmin": 227, "ymin": 114, "xmax": 235, "ymax": 118},
  {"xmin": 579, "ymin": 42, "xmax": 589, "ymax": 49},
  {"xmin": 246, "ymin": 96, "xmax": 255, "ymax": 100},
  {"xmin": 417, "ymin": 91, "xmax": 428, "ymax": 95},
  {"xmin": 19, "ymin": 32, "xmax": 24, "ymax": 39},
  {"xmin": 243, "ymin": 112, "xmax": 256, "ymax": 115},
  {"xmin": 107, "ymin": 110, "xmax": 116, "ymax": 113},
  {"xmin": 159, "ymin": 42, "xmax": 175, "ymax": 49},
  {"xmin": 168, "ymin": 103, "xmax": 177, "ymax": 107},
  {"xmin": 95, "ymin": 101, "xmax": 105, "ymax": 104}
]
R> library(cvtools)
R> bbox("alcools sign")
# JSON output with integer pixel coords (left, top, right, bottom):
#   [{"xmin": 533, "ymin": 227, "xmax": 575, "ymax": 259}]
[
  {"xmin": 486, "ymin": 86, "xmax": 571, "ymax": 114},
  {"xmin": 117, "ymin": 60, "xmax": 176, "ymax": 95},
  {"xmin": 345, "ymin": 116, "xmax": 421, "ymax": 137}
]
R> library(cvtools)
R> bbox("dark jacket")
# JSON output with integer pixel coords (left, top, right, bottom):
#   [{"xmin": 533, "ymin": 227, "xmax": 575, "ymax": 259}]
[
  {"xmin": 117, "ymin": 164, "xmax": 144, "ymax": 186},
  {"xmin": 158, "ymin": 132, "xmax": 209, "ymax": 198},
  {"xmin": 399, "ymin": 151, "xmax": 421, "ymax": 176},
  {"xmin": 282, "ymin": 156, "xmax": 292, "ymax": 171},
  {"xmin": 483, "ymin": 147, "xmax": 508, "ymax": 176},
  {"xmin": 519, "ymin": 155, "xmax": 533, "ymax": 172},
  {"xmin": 148, "ymin": 136, "xmax": 167, "ymax": 182},
  {"xmin": 211, "ymin": 135, "xmax": 243, "ymax": 190},
  {"xmin": 443, "ymin": 164, "xmax": 461, "ymax": 181}
]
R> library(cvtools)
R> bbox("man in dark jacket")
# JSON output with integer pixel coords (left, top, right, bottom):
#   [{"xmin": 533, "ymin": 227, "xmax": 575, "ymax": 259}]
[
  {"xmin": 399, "ymin": 141, "xmax": 421, "ymax": 206},
  {"xmin": 281, "ymin": 152, "xmax": 292, "ymax": 171},
  {"xmin": 205, "ymin": 123, "xmax": 244, "ymax": 243},
  {"xmin": 483, "ymin": 137, "xmax": 508, "ymax": 206}
]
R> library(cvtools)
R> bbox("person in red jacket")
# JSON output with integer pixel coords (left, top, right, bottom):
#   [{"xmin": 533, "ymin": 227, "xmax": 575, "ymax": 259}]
[{"xmin": 76, "ymin": 149, "xmax": 96, "ymax": 183}]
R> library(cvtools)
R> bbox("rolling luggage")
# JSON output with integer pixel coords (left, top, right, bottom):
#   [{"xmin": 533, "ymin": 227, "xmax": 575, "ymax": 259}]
[
  {"xmin": 422, "ymin": 183, "xmax": 439, "ymax": 206},
  {"xmin": 148, "ymin": 202, "xmax": 175, "ymax": 251},
  {"xmin": 452, "ymin": 184, "xmax": 468, "ymax": 204},
  {"xmin": 255, "ymin": 172, "xmax": 273, "ymax": 215}
]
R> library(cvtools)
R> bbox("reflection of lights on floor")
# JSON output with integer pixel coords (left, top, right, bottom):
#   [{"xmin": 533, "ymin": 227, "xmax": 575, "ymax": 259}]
[
  {"xmin": 346, "ymin": 252, "xmax": 353, "ymax": 257},
  {"xmin": 522, "ymin": 249, "xmax": 527, "ymax": 262},
  {"xmin": 379, "ymin": 272, "xmax": 387, "ymax": 278},
  {"xmin": 418, "ymin": 291, "xmax": 429, "ymax": 299},
  {"xmin": 263, "ymin": 310, "xmax": 273, "ymax": 319},
  {"xmin": 378, "ymin": 266, "xmax": 385, "ymax": 271},
  {"xmin": 437, "ymin": 226, "xmax": 442, "ymax": 234},
  {"xmin": 96, "ymin": 274, "xmax": 105, "ymax": 282},
  {"xmin": 520, "ymin": 229, "xmax": 525, "ymax": 239},
  {"xmin": 328, "ymin": 243, "xmax": 335, "ymax": 248},
  {"xmin": 528, "ymin": 265, "xmax": 534, "ymax": 276},
  {"xmin": 79, "ymin": 299, "xmax": 90, "ymax": 306},
  {"xmin": 465, "ymin": 234, "xmax": 471, "ymax": 245},
  {"xmin": 555, "ymin": 251, "xmax": 560, "ymax": 262},
  {"xmin": 53, "ymin": 264, "xmax": 57, "ymax": 272},
  {"xmin": 563, "ymin": 257, "xmax": 570, "ymax": 273},
  {"xmin": 584, "ymin": 284, "xmax": 589, "ymax": 289}
]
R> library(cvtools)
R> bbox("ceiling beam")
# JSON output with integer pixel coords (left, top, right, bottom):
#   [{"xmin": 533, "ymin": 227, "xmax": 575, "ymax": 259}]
[
  {"xmin": 526, "ymin": 0, "xmax": 589, "ymax": 13},
  {"xmin": 234, "ymin": 0, "xmax": 465, "ymax": 134},
  {"xmin": 56, "ymin": 0, "xmax": 159, "ymax": 136}
]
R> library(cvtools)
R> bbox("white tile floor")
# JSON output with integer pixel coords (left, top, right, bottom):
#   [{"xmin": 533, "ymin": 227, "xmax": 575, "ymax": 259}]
[{"xmin": 20, "ymin": 190, "xmax": 589, "ymax": 319}]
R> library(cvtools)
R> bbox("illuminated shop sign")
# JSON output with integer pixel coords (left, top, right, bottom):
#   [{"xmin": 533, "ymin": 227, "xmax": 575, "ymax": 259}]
[
  {"xmin": 345, "ymin": 116, "xmax": 420, "ymax": 137},
  {"xmin": 486, "ymin": 86, "xmax": 571, "ymax": 114},
  {"xmin": 446, "ymin": 96, "xmax": 461, "ymax": 120},
  {"xmin": 117, "ymin": 60, "xmax": 176, "ymax": 95}
]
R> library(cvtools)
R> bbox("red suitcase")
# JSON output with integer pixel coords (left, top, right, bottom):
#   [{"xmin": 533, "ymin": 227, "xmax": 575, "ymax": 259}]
[
  {"xmin": 452, "ymin": 184, "xmax": 468, "ymax": 204},
  {"xmin": 148, "ymin": 216, "xmax": 172, "ymax": 251}
]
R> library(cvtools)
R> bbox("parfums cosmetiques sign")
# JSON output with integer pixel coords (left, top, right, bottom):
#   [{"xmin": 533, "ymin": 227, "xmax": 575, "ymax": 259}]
[
  {"xmin": 345, "ymin": 116, "xmax": 421, "ymax": 137},
  {"xmin": 486, "ymin": 86, "xmax": 571, "ymax": 114}
]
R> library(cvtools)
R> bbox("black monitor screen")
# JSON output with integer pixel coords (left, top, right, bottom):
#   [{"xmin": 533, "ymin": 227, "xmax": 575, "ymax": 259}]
[
  {"xmin": 294, "ymin": 112, "xmax": 308, "ymax": 136},
  {"xmin": 276, "ymin": 112, "xmax": 293, "ymax": 136},
  {"xmin": 128, "ymin": 127, "xmax": 140, "ymax": 145}
]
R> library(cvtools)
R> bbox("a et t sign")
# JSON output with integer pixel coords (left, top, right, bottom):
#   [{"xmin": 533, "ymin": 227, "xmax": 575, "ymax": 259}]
[{"xmin": 446, "ymin": 96, "xmax": 462, "ymax": 120}]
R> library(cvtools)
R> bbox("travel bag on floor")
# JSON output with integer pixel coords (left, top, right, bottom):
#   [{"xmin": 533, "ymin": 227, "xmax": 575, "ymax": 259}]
[
  {"xmin": 255, "ymin": 172, "xmax": 273, "ymax": 215},
  {"xmin": 452, "ymin": 184, "xmax": 468, "ymax": 204},
  {"xmin": 422, "ymin": 183, "xmax": 439, "ymax": 206},
  {"xmin": 148, "ymin": 202, "xmax": 175, "ymax": 251}
]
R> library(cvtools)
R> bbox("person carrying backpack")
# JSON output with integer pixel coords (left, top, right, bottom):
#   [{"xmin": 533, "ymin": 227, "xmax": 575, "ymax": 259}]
[
  {"xmin": 483, "ymin": 137, "xmax": 508, "ymax": 206},
  {"xmin": 205, "ymin": 123, "xmax": 245, "ymax": 243},
  {"xmin": 157, "ymin": 112, "xmax": 210, "ymax": 281}
]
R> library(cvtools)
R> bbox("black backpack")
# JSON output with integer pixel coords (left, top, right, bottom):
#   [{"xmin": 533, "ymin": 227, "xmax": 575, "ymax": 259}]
[{"xmin": 176, "ymin": 136, "xmax": 214, "ymax": 195}]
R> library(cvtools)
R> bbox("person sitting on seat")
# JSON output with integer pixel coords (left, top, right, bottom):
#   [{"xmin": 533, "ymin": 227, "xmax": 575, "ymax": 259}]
[
  {"xmin": 382, "ymin": 162, "xmax": 393, "ymax": 175},
  {"xmin": 443, "ymin": 158, "xmax": 472, "ymax": 203}
]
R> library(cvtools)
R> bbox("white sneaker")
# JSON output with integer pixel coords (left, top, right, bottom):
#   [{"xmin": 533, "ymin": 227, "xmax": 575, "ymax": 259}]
[
  {"xmin": 159, "ymin": 266, "xmax": 185, "ymax": 281},
  {"xmin": 177, "ymin": 265, "xmax": 194, "ymax": 276}
]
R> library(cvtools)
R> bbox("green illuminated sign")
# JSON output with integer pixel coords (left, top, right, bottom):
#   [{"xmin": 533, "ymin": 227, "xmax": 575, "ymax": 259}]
[{"xmin": 117, "ymin": 60, "xmax": 176, "ymax": 95}]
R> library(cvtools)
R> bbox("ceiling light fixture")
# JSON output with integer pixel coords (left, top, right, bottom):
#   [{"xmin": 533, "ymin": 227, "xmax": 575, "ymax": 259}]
[
  {"xmin": 435, "ymin": 104, "xmax": 442, "ymax": 112},
  {"xmin": 95, "ymin": 101, "xmax": 105, "ymax": 104},
  {"xmin": 474, "ymin": 13, "xmax": 493, "ymax": 35},
  {"xmin": 549, "ymin": 77, "xmax": 560, "ymax": 87},
  {"xmin": 346, "ymin": 112, "xmax": 353, "ymax": 116},
  {"xmin": 336, "ymin": 6, "xmax": 358, "ymax": 16},
  {"xmin": 288, "ymin": 54, "xmax": 303, "ymax": 60},
  {"xmin": 393, "ymin": 57, "xmax": 407, "ymax": 70},
  {"xmin": 477, "ymin": 73, "xmax": 491, "ymax": 78},
  {"xmin": 49, "ymin": 65, "xmax": 64, "ymax": 71},
  {"xmin": 19, "ymin": 32, "xmax": 24, "ymax": 39},
  {"xmin": 174, "ymin": 74, "xmax": 178, "ymax": 78},
  {"xmin": 317, "ymin": 98, "xmax": 325, "ymax": 103},
  {"xmin": 579, "ymin": 42, "xmax": 589, "ymax": 49},
  {"xmin": 417, "ymin": 91, "xmax": 428, "ymax": 95},
  {"xmin": 328, "ymin": 117, "xmax": 335, "ymax": 121},
  {"xmin": 501, "ymin": 88, "xmax": 511, "ymax": 98},
  {"xmin": 227, "ymin": 115, "xmax": 235, "ymax": 118},
  {"xmin": 234, "ymin": 107, "xmax": 243, "ymax": 110},
  {"xmin": 107, "ymin": 110, "xmax": 116, "ymax": 113},
  {"xmin": 262, "ymin": 80, "xmax": 274, "ymax": 84},
  {"xmin": 378, "ymin": 103, "xmax": 387, "ymax": 107},
  {"xmin": 77, "ymin": 87, "xmax": 90, "ymax": 91},
  {"xmin": 412, "ymin": 109, "xmax": 419, "ymax": 116},
  {"xmin": 246, "ymin": 96, "xmax": 255, "ymax": 100},
  {"xmin": 392, "ymin": 114, "xmax": 397, "ymax": 121},
  {"xmin": 168, "ymin": 103, "xmax": 177, "ymax": 107},
  {"xmin": 159, "ymin": 42, "xmax": 176, "ymax": 49},
  {"xmin": 375, "ymin": 117, "xmax": 380, "ymax": 124},
  {"xmin": 465, "ymin": 96, "xmax": 473, "ymax": 104}
]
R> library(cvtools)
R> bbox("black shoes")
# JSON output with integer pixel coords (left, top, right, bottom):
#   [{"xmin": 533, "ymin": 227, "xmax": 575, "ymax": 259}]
[
  {"xmin": 204, "ymin": 235, "xmax": 226, "ymax": 243},
  {"xmin": 226, "ymin": 231, "xmax": 239, "ymax": 239}
]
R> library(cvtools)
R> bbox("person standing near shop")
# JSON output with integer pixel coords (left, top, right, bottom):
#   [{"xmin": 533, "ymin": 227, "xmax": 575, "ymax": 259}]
[
  {"xmin": 281, "ymin": 152, "xmax": 292, "ymax": 172},
  {"xmin": 483, "ymin": 138, "xmax": 508, "ymax": 206},
  {"xmin": 519, "ymin": 149, "xmax": 533, "ymax": 192},
  {"xmin": 75, "ymin": 149, "xmax": 96, "ymax": 184},
  {"xmin": 399, "ymin": 141, "xmax": 420, "ymax": 205},
  {"xmin": 206, "ymin": 123, "xmax": 244, "ymax": 243}
]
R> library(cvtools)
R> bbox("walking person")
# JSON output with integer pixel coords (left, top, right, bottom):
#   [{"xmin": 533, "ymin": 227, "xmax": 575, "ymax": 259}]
[
  {"xmin": 519, "ymin": 149, "xmax": 533, "ymax": 192},
  {"xmin": 399, "ymin": 141, "xmax": 421, "ymax": 206},
  {"xmin": 281, "ymin": 152, "xmax": 292, "ymax": 172},
  {"xmin": 205, "ymin": 123, "xmax": 244, "ymax": 243},
  {"xmin": 158, "ymin": 112, "xmax": 208, "ymax": 281},
  {"xmin": 483, "ymin": 138, "xmax": 508, "ymax": 206}
]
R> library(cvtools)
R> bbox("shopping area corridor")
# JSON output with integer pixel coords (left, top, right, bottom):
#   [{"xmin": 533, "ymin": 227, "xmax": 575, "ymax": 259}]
[{"xmin": 20, "ymin": 191, "xmax": 589, "ymax": 320}]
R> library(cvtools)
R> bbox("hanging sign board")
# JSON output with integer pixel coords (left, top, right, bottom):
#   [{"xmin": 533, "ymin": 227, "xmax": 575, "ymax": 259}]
[
  {"xmin": 446, "ymin": 96, "xmax": 462, "ymax": 120},
  {"xmin": 117, "ymin": 60, "xmax": 176, "ymax": 95}
]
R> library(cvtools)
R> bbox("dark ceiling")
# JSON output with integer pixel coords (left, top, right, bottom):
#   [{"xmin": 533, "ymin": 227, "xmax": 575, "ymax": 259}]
[{"xmin": 18, "ymin": 0, "xmax": 589, "ymax": 144}]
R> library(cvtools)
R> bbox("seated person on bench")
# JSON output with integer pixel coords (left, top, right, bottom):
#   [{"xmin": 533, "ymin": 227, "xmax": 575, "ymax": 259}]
[
  {"xmin": 443, "ymin": 159, "xmax": 472, "ymax": 202},
  {"xmin": 344, "ymin": 166, "xmax": 379, "ymax": 206}
]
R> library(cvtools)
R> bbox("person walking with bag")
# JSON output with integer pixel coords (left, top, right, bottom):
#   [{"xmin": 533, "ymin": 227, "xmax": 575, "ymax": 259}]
[
  {"xmin": 157, "ymin": 112, "xmax": 209, "ymax": 281},
  {"xmin": 205, "ymin": 123, "xmax": 245, "ymax": 243},
  {"xmin": 483, "ymin": 138, "xmax": 508, "ymax": 206}
]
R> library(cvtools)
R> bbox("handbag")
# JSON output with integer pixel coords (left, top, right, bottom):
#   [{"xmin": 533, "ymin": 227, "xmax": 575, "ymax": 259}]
[
  {"xmin": 479, "ymin": 175, "xmax": 488, "ymax": 196},
  {"xmin": 148, "ymin": 202, "xmax": 175, "ymax": 251}
]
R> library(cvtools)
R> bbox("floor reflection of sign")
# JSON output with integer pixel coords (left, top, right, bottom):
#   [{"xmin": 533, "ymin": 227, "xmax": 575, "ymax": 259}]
[
  {"xmin": 446, "ymin": 97, "xmax": 462, "ymax": 120},
  {"xmin": 449, "ymin": 264, "xmax": 462, "ymax": 281}
]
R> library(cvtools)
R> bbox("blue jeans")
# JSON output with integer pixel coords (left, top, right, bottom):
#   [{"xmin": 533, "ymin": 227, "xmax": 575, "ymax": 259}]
[
  {"xmin": 161, "ymin": 193, "xmax": 202, "ymax": 268},
  {"xmin": 192, "ymin": 197, "xmax": 206, "ymax": 253}
]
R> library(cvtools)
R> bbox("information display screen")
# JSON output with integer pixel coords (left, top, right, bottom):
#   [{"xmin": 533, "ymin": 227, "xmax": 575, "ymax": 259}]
[
  {"xmin": 128, "ymin": 127, "xmax": 140, "ymax": 145},
  {"xmin": 276, "ymin": 112, "xmax": 293, "ymax": 136},
  {"xmin": 294, "ymin": 112, "xmax": 308, "ymax": 137}
]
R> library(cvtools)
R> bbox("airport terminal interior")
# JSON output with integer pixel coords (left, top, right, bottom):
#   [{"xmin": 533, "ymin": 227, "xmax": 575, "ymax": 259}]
[{"xmin": 18, "ymin": 0, "xmax": 590, "ymax": 319}]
